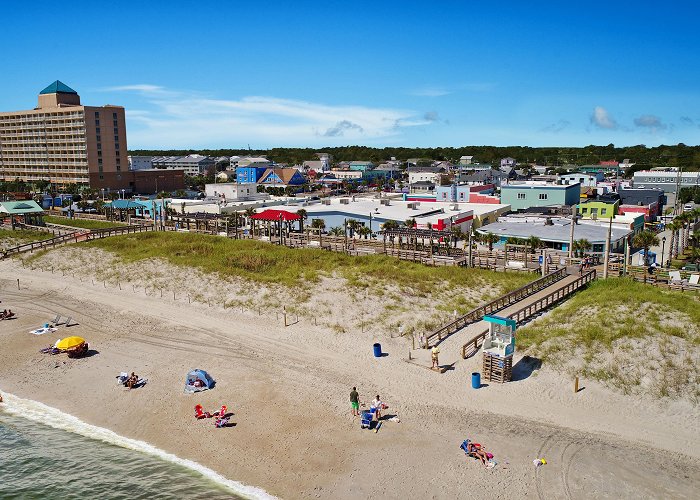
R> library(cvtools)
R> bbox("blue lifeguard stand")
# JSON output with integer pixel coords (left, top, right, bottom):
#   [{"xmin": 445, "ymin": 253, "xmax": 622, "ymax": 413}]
[{"xmin": 481, "ymin": 315, "xmax": 516, "ymax": 382}]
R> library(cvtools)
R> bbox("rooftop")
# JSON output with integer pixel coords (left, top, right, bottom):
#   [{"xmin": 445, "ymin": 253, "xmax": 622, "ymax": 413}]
[
  {"xmin": 40, "ymin": 80, "xmax": 77, "ymax": 95},
  {"xmin": 479, "ymin": 216, "xmax": 632, "ymax": 245}
]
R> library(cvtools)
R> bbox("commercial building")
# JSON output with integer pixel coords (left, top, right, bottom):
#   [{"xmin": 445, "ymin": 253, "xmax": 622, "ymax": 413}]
[
  {"xmin": 500, "ymin": 182, "xmax": 581, "ymax": 211},
  {"xmin": 151, "ymin": 154, "xmax": 214, "ymax": 176},
  {"xmin": 204, "ymin": 182, "xmax": 269, "ymax": 202},
  {"xmin": 577, "ymin": 199, "xmax": 619, "ymax": 219},
  {"xmin": 128, "ymin": 155, "xmax": 153, "ymax": 170},
  {"xmin": 632, "ymin": 169, "xmax": 700, "ymax": 192},
  {"xmin": 0, "ymin": 80, "xmax": 127, "ymax": 189},
  {"xmin": 560, "ymin": 172, "xmax": 604, "ymax": 187}
]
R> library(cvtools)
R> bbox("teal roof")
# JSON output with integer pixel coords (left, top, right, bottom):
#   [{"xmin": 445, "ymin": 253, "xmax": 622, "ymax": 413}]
[
  {"xmin": 40, "ymin": 80, "xmax": 77, "ymax": 95},
  {"xmin": 0, "ymin": 200, "xmax": 44, "ymax": 214}
]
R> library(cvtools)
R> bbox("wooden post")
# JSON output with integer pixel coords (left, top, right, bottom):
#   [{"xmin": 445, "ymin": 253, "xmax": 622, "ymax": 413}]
[
  {"xmin": 17, "ymin": 278, "xmax": 20, "ymax": 290},
  {"xmin": 283, "ymin": 306, "xmax": 288, "ymax": 327},
  {"xmin": 574, "ymin": 376, "xmax": 579, "ymax": 393}
]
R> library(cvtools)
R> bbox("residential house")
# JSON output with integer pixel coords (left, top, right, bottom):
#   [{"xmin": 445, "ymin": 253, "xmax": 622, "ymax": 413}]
[
  {"xmin": 459, "ymin": 156, "xmax": 474, "ymax": 165},
  {"xmin": 407, "ymin": 165, "xmax": 447, "ymax": 186},
  {"xmin": 500, "ymin": 157, "xmax": 516, "ymax": 169},
  {"xmin": 500, "ymin": 182, "xmax": 581, "ymax": 211},
  {"xmin": 577, "ymin": 199, "xmax": 619, "ymax": 219},
  {"xmin": 459, "ymin": 168, "xmax": 510, "ymax": 186},
  {"xmin": 560, "ymin": 172, "xmax": 604, "ymax": 187},
  {"xmin": 348, "ymin": 161, "xmax": 376, "ymax": 172},
  {"xmin": 257, "ymin": 167, "xmax": 305, "ymax": 187},
  {"xmin": 236, "ymin": 166, "xmax": 269, "ymax": 184}
]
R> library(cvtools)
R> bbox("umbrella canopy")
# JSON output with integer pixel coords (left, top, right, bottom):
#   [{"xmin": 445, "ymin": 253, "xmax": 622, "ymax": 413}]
[
  {"xmin": 55, "ymin": 336, "xmax": 86, "ymax": 350},
  {"xmin": 249, "ymin": 209, "xmax": 300, "ymax": 222}
]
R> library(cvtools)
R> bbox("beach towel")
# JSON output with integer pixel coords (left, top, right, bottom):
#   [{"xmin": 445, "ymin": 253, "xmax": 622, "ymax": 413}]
[{"xmin": 30, "ymin": 327, "xmax": 57, "ymax": 335}]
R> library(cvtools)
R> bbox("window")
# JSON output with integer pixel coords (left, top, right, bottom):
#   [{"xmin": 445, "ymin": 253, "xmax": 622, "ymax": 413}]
[
  {"xmin": 581, "ymin": 207, "xmax": 588, "ymax": 213},
  {"xmin": 115, "ymin": 142, "xmax": 120, "ymax": 149},
  {"xmin": 539, "ymin": 193, "xmax": 548, "ymax": 200},
  {"xmin": 98, "ymin": 158, "xmax": 103, "ymax": 165},
  {"xmin": 517, "ymin": 193, "xmax": 526, "ymax": 199},
  {"xmin": 112, "ymin": 112, "xmax": 117, "ymax": 119},
  {"xmin": 113, "ymin": 120, "xmax": 118, "ymax": 127},
  {"xmin": 97, "ymin": 142, "xmax": 101, "ymax": 149},
  {"xmin": 94, "ymin": 111, "xmax": 99, "ymax": 118},
  {"xmin": 601, "ymin": 208, "xmax": 607, "ymax": 215},
  {"xmin": 97, "ymin": 151, "xmax": 102, "ymax": 158},
  {"xmin": 113, "ymin": 127, "xmax": 118, "ymax": 134},
  {"xmin": 95, "ymin": 119, "xmax": 100, "ymax": 126},
  {"xmin": 96, "ymin": 135, "xmax": 101, "ymax": 142}
]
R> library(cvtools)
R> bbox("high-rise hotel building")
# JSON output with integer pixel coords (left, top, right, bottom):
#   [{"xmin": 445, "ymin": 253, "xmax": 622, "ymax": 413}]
[{"xmin": 0, "ymin": 81, "xmax": 129, "ymax": 189}]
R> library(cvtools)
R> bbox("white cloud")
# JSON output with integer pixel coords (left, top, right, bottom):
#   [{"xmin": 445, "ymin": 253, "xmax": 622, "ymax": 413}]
[
  {"xmin": 634, "ymin": 114, "xmax": 666, "ymax": 132},
  {"xmin": 112, "ymin": 85, "xmax": 429, "ymax": 148},
  {"xmin": 590, "ymin": 106, "xmax": 618, "ymax": 129}
]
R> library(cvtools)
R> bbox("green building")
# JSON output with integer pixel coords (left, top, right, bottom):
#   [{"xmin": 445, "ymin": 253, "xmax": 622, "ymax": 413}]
[{"xmin": 577, "ymin": 199, "xmax": 619, "ymax": 219}]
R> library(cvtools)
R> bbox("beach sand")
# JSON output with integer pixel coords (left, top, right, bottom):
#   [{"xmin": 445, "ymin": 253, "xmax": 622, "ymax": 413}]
[{"xmin": 1, "ymin": 259, "xmax": 699, "ymax": 499}]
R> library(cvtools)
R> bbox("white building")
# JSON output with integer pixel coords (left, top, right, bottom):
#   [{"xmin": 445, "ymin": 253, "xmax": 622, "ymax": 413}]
[
  {"xmin": 151, "ymin": 154, "xmax": 214, "ymax": 176},
  {"xmin": 128, "ymin": 156, "xmax": 153, "ymax": 171},
  {"xmin": 560, "ymin": 172, "xmax": 604, "ymax": 187},
  {"xmin": 633, "ymin": 170, "xmax": 700, "ymax": 192},
  {"xmin": 204, "ymin": 182, "xmax": 269, "ymax": 202}
]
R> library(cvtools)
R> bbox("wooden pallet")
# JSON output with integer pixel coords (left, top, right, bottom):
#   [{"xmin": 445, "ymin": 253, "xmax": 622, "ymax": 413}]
[{"xmin": 483, "ymin": 353, "xmax": 513, "ymax": 383}]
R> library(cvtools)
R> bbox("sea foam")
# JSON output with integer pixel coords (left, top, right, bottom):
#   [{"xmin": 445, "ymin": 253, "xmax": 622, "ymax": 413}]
[{"xmin": 0, "ymin": 391, "xmax": 277, "ymax": 500}]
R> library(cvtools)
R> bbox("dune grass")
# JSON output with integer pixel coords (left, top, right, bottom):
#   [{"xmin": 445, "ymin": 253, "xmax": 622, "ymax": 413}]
[
  {"xmin": 83, "ymin": 231, "xmax": 534, "ymax": 292},
  {"xmin": 43, "ymin": 215, "xmax": 125, "ymax": 230},
  {"xmin": 518, "ymin": 278, "xmax": 700, "ymax": 400},
  {"xmin": 0, "ymin": 229, "xmax": 53, "ymax": 244}
]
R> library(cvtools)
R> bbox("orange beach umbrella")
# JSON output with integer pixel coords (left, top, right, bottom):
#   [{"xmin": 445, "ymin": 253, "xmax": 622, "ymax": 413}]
[{"xmin": 55, "ymin": 336, "xmax": 86, "ymax": 350}]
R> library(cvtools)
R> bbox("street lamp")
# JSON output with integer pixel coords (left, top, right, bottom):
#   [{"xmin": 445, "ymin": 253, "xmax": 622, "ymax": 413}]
[
  {"xmin": 368, "ymin": 212, "xmax": 373, "ymax": 236},
  {"xmin": 661, "ymin": 236, "xmax": 666, "ymax": 268}
]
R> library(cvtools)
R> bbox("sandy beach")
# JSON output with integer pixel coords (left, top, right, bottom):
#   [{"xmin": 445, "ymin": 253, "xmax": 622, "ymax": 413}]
[{"xmin": 1, "ymin": 258, "xmax": 699, "ymax": 499}]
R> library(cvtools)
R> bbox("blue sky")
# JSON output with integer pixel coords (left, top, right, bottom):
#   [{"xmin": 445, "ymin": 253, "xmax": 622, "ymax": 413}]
[{"xmin": 2, "ymin": 1, "xmax": 699, "ymax": 149}]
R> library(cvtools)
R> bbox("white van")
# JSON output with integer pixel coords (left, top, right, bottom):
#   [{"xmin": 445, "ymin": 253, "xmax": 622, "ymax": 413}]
[{"xmin": 684, "ymin": 203, "xmax": 694, "ymax": 212}]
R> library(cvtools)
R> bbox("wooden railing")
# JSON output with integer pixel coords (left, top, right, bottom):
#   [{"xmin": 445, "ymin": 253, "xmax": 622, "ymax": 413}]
[
  {"xmin": 1, "ymin": 224, "xmax": 154, "ymax": 259},
  {"xmin": 460, "ymin": 270, "xmax": 596, "ymax": 358},
  {"xmin": 424, "ymin": 268, "xmax": 568, "ymax": 348}
]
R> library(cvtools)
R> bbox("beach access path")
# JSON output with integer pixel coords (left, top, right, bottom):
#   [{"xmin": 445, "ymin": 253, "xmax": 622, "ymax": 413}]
[{"xmin": 1, "ymin": 261, "xmax": 698, "ymax": 499}]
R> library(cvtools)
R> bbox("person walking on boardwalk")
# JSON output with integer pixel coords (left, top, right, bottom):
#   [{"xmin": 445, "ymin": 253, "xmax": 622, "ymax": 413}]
[
  {"xmin": 431, "ymin": 346, "xmax": 440, "ymax": 369},
  {"xmin": 350, "ymin": 387, "xmax": 360, "ymax": 416}
]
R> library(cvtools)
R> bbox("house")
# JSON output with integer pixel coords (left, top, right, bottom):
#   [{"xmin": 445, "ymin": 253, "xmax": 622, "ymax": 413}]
[
  {"xmin": 560, "ymin": 172, "xmax": 604, "ymax": 187},
  {"xmin": 500, "ymin": 157, "xmax": 516, "ymax": 169},
  {"xmin": 236, "ymin": 166, "xmax": 269, "ymax": 184},
  {"xmin": 435, "ymin": 184, "xmax": 499, "ymax": 204},
  {"xmin": 606, "ymin": 188, "xmax": 666, "ymax": 221},
  {"xmin": 204, "ymin": 183, "xmax": 269, "ymax": 202},
  {"xmin": 151, "ymin": 155, "xmax": 215, "ymax": 176},
  {"xmin": 257, "ymin": 168, "xmax": 305, "ymax": 187},
  {"xmin": 577, "ymin": 199, "xmax": 619, "ymax": 219},
  {"xmin": 407, "ymin": 165, "xmax": 447, "ymax": 186},
  {"xmin": 348, "ymin": 161, "xmax": 376, "ymax": 172},
  {"xmin": 459, "ymin": 156, "xmax": 474, "ymax": 165},
  {"xmin": 500, "ymin": 182, "xmax": 581, "ymax": 211},
  {"xmin": 374, "ymin": 163, "xmax": 402, "ymax": 179},
  {"xmin": 303, "ymin": 160, "xmax": 327, "ymax": 173},
  {"xmin": 330, "ymin": 169, "xmax": 363, "ymax": 181},
  {"xmin": 459, "ymin": 168, "xmax": 510, "ymax": 186},
  {"xmin": 409, "ymin": 180, "xmax": 436, "ymax": 194}
]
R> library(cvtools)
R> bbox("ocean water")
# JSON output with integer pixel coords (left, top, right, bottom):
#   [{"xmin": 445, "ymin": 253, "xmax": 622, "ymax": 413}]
[{"xmin": 0, "ymin": 393, "xmax": 274, "ymax": 500}]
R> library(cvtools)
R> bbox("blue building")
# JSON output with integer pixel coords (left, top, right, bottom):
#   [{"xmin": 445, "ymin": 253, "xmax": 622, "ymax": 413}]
[
  {"xmin": 236, "ymin": 166, "xmax": 269, "ymax": 183},
  {"xmin": 500, "ymin": 182, "xmax": 581, "ymax": 211}
]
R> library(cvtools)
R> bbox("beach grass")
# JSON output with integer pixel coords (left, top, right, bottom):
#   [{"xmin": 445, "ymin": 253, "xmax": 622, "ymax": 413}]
[
  {"xmin": 83, "ymin": 231, "xmax": 534, "ymax": 292},
  {"xmin": 43, "ymin": 215, "xmax": 126, "ymax": 230},
  {"xmin": 518, "ymin": 278, "xmax": 700, "ymax": 400},
  {"xmin": 0, "ymin": 229, "xmax": 53, "ymax": 244}
]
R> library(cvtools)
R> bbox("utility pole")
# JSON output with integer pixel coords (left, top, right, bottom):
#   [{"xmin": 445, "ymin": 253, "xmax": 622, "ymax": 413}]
[
  {"xmin": 603, "ymin": 215, "xmax": 613, "ymax": 278},
  {"xmin": 674, "ymin": 166, "xmax": 683, "ymax": 215},
  {"xmin": 568, "ymin": 205, "xmax": 578, "ymax": 260}
]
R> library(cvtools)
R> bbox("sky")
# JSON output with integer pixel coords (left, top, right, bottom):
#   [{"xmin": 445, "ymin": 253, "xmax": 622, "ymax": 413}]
[{"xmin": 2, "ymin": 1, "xmax": 699, "ymax": 150}]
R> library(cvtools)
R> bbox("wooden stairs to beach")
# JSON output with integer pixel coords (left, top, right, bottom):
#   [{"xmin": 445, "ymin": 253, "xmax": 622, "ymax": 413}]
[{"xmin": 423, "ymin": 268, "xmax": 569, "ymax": 349}]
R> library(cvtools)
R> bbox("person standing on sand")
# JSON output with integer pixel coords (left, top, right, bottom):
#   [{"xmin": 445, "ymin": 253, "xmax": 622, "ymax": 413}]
[
  {"xmin": 350, "ymin": 387, "xmax": 359, "ymax": 416},
  {"xmin": 431, "ymin": 346, "xmax": 440, "ymax": 369}
]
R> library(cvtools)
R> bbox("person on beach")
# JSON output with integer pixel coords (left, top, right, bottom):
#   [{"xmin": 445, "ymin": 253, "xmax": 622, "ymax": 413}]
[
  {"xmin": 126, "ymin": 372, "xmax": 139, "ymax": 389},
  {"xmin": 466, "ymin": 442, "xmax": 489, "ymax": 466},
  {"xmin": 350, "ymin": 387, "xmax": 360, "ymax": 416},
  {"xmin": 431, "ymin": 346, "xmax": 440, "ymax": 369},
  {"xmin": 372, "ymin": 395, "xmax": 383, "ymax": 421}
]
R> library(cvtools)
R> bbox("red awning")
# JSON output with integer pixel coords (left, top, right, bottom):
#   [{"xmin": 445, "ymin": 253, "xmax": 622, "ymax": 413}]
[{"xmin": 250, "ymin": 209, "xmax": 301, "ymax": 222}]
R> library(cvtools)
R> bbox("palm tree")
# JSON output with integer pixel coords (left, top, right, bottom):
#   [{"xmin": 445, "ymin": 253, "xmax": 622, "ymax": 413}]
[
  {"xmin": 357, "ymin": 225, "xmax": 371, "ymax": 239},
  {"xmin": 526, "ymin": 236, "xmax": 543, "ymax": 254},
  {"xmin": 347, "ymin": 218, "xmax": 360, "ymax": 238},
  {"xmin": 328, "ymin": 226, "xmax": 344, "ymax": 236},
  {"xmin": 296, "ymin": 209, "xmax": 308, "ymax": 231},
  {"xmin": 633, "ymin": 230, "xmax": 660, "ymax": 266},
  {"xmin": 481, "ymin": 232, "xmax": 500, "ymax": 252},
  {"xmin": 381, "ymin": 220, "xmax": 399, "ymax": 231},
  {"xmin": 574, "ymin": 238, "xmax": 591, "ymax": 258},
  {"xmin": 667, "ymin": 219, "xmax": 682, "ymax": 259},
  {"xmin": 310, "ymin": 218, "xmax": 326, "ymax": 231},
  {"xmin": 404, "ymin": 218, "xmax": 416, "ymax": 228},
  {"xmin": 450, "ymin": 226, "xmax": 464, "ymax": 248}
]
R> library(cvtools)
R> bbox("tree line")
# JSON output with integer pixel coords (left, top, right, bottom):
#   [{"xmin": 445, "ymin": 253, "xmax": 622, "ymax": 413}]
[{"xmin": 130, "ymin": 143, "xmax": 700, "ymax": 170}]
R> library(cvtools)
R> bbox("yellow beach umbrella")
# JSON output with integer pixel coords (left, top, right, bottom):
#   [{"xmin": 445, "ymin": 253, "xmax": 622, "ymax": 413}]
[{"xmin": 55, "ymin": 336, "xmax": 86, "ymax": 350}]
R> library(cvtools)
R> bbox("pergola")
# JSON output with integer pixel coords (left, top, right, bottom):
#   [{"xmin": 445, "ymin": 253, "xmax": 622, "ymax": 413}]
[{"xmin": 250, "ymin": 209, "xmax": 301, "ymax": 243}]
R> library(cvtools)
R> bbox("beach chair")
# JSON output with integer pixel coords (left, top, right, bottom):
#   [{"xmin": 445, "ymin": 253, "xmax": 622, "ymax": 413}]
[
  {"xmin": 214, "ymin": 415, "xmax": 230, "ymax": 428},
  {"xmin": 51, "ymin": 314, "xmax": 61, "ymax": 324},
  {"xmin": 669, "ymin": 271, "xmax": 683, "ymax": 283},
  {"xmin": 64, "ymin": 317, "xmax": 73, "ymax": 327},
  {"xmin": 194, "ymin": 404, "xmax": 212, "ymax": 419},
  {"xmin": 689, "ymin": 274, "xmax": 700, "ymax": 286},
  {"xmin": 360, "ymin": 410, "xmax": 374, "ymax": 429}
]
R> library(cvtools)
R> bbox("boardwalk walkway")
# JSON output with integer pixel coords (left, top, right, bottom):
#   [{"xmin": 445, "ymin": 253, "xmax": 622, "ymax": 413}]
[{"xmin": 409, "ymin": 270, "xmax": 593, "ymax": 371}]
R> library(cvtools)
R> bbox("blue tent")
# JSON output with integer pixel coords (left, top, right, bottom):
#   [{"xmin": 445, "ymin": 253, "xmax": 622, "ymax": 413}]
[{"xmin": 184, "ymin": 369, "xmax": 215, "ymax": 393}]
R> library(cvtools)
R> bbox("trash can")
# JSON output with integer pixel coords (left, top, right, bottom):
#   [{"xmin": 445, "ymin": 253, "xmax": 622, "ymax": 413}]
[
  {"xmin": 373, "ymin": 343, "xmax": 382, "ymax": 357},
  {"xmin": 471, "ymin": 372, "xmax": 481, "ymax": 389}
]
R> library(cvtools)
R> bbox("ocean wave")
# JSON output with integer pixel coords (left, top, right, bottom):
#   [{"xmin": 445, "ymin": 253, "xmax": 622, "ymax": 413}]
[{"xmin": 0, "ymin": 391, "xmax": 278, "ymax": 500}]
